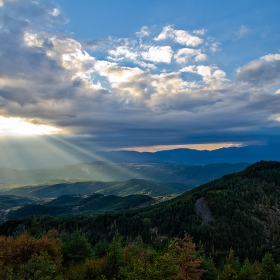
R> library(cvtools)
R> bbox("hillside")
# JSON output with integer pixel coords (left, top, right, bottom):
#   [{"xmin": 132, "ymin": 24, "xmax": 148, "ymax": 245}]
[
  {"xmin": 5, "ymin": 193, "xmax": 155, "ymax": 220},
  {"xmin": 0, "ymin": 195, "xmax": 38, "ymax": 209},
  {"xmin": 1, "ymin": 161, "xmax": 279, "ymax": 262},
  {"xmin": 0, "ymin": 179, "xmax": 192, "ymax": 199}
]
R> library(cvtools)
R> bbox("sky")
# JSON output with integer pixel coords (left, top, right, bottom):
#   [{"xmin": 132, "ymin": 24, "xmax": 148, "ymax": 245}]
[{"xmin": 0, "ymin": 0, "xmax": 280, "ymax": 161}]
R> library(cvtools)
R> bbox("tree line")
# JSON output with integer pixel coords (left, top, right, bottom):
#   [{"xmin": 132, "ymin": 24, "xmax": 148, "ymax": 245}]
[{"xmin": 0, "ymin": 228, "xmax": 279, "ymax": 280}]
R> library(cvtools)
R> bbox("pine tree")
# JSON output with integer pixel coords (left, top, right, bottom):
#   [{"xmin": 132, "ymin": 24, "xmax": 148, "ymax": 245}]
[
  {"xmin": 105, "ymin": 232, "xmax": 125, "ymax": 279},
  {"xmin": 218, "ymin": 264, "xmax": 238, "ymax": 280},
  {"xmin": 258, "ymin": 252, "xmax": 280, "ymax": 280},
  {"xmin": 172, "ymin": 231, "xmax": 206, "ymax": 280},
  {"xmin": 238, "ymin": 258, "xmax": 254, "ymax": 280},
  {"xmin": 62, "ymin": 230, "xmax": 93, "ymax": 262}
]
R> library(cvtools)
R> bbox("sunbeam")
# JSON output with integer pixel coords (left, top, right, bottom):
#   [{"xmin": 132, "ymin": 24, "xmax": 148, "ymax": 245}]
[
  {"xmin": 47, "ymin": 135, "xmax": 145, "ymax": 181},
  {"xmin": 0, "ymin": 134, "xmax": 145, "ymax": 188}
]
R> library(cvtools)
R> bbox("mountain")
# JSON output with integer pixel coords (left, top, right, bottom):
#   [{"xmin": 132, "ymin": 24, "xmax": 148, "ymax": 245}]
[
  {"xmin": 1, "ymin": 161, "xmax": 279, "ymax": 262},
  {"xmin": 0, "ymin": 162, "xmax": 249, "ymax": 189},
  {"xmin": 96, "ymin": 144, "xmax": 280, "ymax": 164}
]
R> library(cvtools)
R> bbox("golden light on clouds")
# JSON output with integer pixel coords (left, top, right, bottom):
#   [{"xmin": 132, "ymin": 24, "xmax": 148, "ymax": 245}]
[
  {"xmin": 121, "ymin": 143, "xmax": 243, "ymax": 152},
  {"xmin": 0, "ymin": 116, "xmax": 61, "ymax": 135}
]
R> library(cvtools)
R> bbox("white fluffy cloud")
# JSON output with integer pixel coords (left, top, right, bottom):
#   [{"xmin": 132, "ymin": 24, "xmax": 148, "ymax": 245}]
[
  {"xmin": 50, "ymin": 8, "xmax": 60, "ymax": 17},
  {"xmin": 155, "ymin": 25, "xmax": 203, "ymax": 47},
  {"xmin": 108, "ymin": 46, "xmax": 138, "ymax": 61},
  {"xmin": 192, "ymin": 29, "xmax": 207, "ymax": 35},
  {"xmin": 102, "ymin": 26, "xmax": 214, "ymax": 71},
  {"xmin": 141, "ymin": 46, "xmax": 174, "ymax": 64},
  {"xmin": 181, "ymin": 65, "xmax": 226, "ymax": 82},
  {"xmin": 174, "ymin": 48, "xmax": 207, "ymax": 64},
  {"xmin": 94, "ymin": 61, "xmax": 143, "ymax": 86},
  {"xmin": 136, "ymin": 26, "xmax": 150, "ymax": 38}
]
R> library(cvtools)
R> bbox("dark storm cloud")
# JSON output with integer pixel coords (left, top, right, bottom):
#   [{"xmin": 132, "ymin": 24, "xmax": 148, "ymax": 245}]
[{"xmin": 236, "ymin": 55, "xmax": 280, "ymax": 87}]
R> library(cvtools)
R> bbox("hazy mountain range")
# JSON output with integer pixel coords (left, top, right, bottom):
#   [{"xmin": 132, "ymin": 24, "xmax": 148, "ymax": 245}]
[
  {"xmin": 0, "ymin": 162, "xmax": 249, "ymax": 189},
  {"xmin": 96, "ymin": 144, "xmax": 280, "ymax": 165},
  {"xmin": 1, "ymin": 144, "xmax": 280, "ymax": 169}
]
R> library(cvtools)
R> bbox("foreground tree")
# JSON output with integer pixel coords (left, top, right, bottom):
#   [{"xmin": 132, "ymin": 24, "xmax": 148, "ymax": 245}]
[
  {"xmin": 218, "ymin": 264, "xmax": 238, "ymax": 280},
  {"xmin": 172, "ymin": 231, "xmax": 206, "ymax": 280},
  {"xmin": 105, "ymin": 232, "xmax": 125, "ymax": 279},
  {"xmin": 258, "ymin": 252, "xmax": 280, "ymax": 280},
  {"xmin": 62, "ymin": 230, "xmax": 93, "ymax": 262},
  {"xmin": 0, "ymin": 230, "xmax": 62, "ymax": 279},
  {"xmin": 3, "ymin": 252, "xmax": 62, "ymax": 280},
  {"xmin": 238, "ymin": 258, "xmax": 254, "ymax": 280}
]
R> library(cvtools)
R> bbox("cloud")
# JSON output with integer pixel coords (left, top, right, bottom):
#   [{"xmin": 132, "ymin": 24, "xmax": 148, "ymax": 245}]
[
  {"xmin": 136, "ymin": 26, "xmax": 150, "ymax": 38},
  {"xmin": 155, "ymin": 25, "xmax": 203, "ymax": 47},
  {"xmin": 1, "ymin": 0, "xmax": 280, "ymax": 152},
  {"xmin": 192, "ymin": 29, "xmax": 207, "ymax": 36},
  {"xmin": 94, "ymin": 61, "xmax": 146, "ymax": 96},
  {"xmin": 236, "ymin": 25, "xmax": 251, "ymax": 39},
  {"xmin": 141, "ymin": 46, "xmax": 174, "ymax": 63},
  {"xmin": 180, "ymin": 65, "xmax": 226, "ymax": 83},
  {"xmin": 83, "ymin": 38, "xmax": 105, "ymax": 50},
  {"xmin": 1, "ymin": 0, "xmax": 67, "ymax": 28},
  {"xmin": 236, "ymin": 54, "xmax": 280, "ymax": 87},
  {"xmin": 108, "ymin": 45, "xmax": 138, "ymax": 61},
  {"xmin": 174, "ymin": 48, "xmax": 207, "ymax": 64},
  {"xmin": 97, "ymin": 26, "xmax": 214, "ymax": 71},
  {"xmin": 0, "ymin": 116, "xmax": 60, "ymax": 135},
  {"xmin": 50, "ymin": 8, "xmax": 60, "ymax": 17}
]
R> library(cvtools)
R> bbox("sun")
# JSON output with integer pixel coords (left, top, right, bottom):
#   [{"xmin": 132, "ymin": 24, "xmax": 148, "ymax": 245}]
[{"xmin": 0, "ymin": 116, "xmax": 61, "ymax": 135}]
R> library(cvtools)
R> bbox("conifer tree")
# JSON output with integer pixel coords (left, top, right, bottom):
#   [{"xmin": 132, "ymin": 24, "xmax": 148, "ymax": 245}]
[
  {"xmin": 172, "ymin": 231, "xmax": 206, "ymax": 280},
  {"xmin": 62, "ymin": 230, "xmax": 93, "ymax": 262},
  {"xmin": 105, "ymin": 232, "xmax": 125, "ymax": 280},
  {"xmin": 258, "ymin": 252, "xmax": 280, "ymax": 280},
  {"xmin": 218, "ymin": 264, "xmax": 238, "ymax": 280},
  {"xmin": 238, "ymin": 258, "xmax": 254, "ymax": 280}
]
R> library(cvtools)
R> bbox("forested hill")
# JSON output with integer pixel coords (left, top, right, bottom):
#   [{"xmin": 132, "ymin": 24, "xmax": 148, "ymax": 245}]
[{"xmin": 1, "ymin": 161, "xmax": 280, "ymax": 262}]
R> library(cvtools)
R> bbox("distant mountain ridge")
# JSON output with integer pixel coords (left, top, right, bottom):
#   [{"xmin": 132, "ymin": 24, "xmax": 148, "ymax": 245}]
[
  {"xmin": 0, "ymin": 162, "xmax": 249, "ymax": 189},
  {"xmin": 1, "ymin": 144, "xmax": 280, "ymax": 169},
  {"xmin": 96, "ymin": 144, "xmax": 280, "ymax": 164}
]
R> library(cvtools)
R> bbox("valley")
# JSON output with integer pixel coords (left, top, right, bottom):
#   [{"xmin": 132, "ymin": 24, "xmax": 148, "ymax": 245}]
[{"xmin": 0, "ymin": 162, "xmax": 248, "ymax": 222}]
